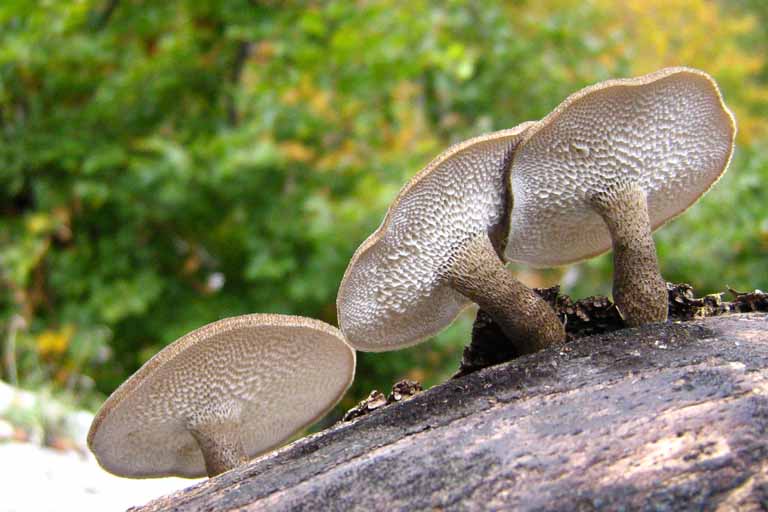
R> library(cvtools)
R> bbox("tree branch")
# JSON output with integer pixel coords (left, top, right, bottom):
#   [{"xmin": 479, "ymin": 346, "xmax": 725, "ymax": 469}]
[
  {"xmin": 91, "ymin": 0, "xmax": 121, "ymax": 31},
  {"xmin": 227, "ymin": 41, "xmax": 252, "ymax": 127}
]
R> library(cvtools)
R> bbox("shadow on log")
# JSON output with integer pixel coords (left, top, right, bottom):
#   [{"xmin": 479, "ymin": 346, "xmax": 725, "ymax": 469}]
[{"xmin": 134, "ymin": 312, "xmax": 768, "ymax": 512}]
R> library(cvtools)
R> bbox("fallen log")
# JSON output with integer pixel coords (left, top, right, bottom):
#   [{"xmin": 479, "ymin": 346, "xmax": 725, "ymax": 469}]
[{"xmin": 134, "ymin": 313, "xmax": 768, "ymax": 511}]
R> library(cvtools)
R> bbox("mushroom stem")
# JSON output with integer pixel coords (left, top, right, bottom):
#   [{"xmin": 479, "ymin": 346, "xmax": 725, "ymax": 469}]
[
  {"xmin": 590, "ymin": 182, "xmax": 668, "ymax": 326},
  {"xmin": 445, "ymin": 233, "xmax": 565, "ymax": 353},
  {"xmin": 189, "ymin": 421, "xmax": 247, "ymax": 477}
]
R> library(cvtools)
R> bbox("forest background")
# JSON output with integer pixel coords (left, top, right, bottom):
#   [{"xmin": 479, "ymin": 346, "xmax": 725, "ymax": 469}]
[{"xmin": 1, "ymin": 0, "xmax": 767, "ymax": 423}]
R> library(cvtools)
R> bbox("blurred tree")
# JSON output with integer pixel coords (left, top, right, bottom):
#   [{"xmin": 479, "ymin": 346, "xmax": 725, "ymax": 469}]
[{"xmin": 0, "ymin": 0, "xmax": 765, "ymax": 412}]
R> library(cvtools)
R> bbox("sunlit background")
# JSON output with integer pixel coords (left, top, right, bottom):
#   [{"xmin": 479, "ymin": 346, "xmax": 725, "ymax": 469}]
[{"xmin": 1, "ymin": 1, "xmax": 767, "ymax": 510}]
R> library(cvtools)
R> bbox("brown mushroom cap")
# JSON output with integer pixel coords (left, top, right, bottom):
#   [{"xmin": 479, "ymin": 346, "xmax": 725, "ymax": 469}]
[
  {"xmin": 504, "ymin": 67, "xmax": 736, "ymax": 267},
  {"xmin": 87, "ymin": 314, "xmax": 355, "ymax": 478},
  {"xmin": 337, "ymin": 123, "xmax": 534, "ymax": 351}
]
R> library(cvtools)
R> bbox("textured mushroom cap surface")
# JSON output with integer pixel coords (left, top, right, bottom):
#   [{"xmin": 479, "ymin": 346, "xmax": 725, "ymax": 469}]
[
  {"xmin": 504, "ymin": 67, "xmax": 736, "ymax": 267},
  {"xmin": 87, "ymin": 314, "xmax": 355, "ymax": 478},
  {"xmin": 337, "ymin": 123, "xmax": 534, "ymax": 351}
]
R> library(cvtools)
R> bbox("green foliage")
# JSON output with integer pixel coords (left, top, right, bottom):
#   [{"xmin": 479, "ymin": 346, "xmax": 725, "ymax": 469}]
[{"xmin": 0, "ymin": 0, "xmax": 766, "ymax": 415}]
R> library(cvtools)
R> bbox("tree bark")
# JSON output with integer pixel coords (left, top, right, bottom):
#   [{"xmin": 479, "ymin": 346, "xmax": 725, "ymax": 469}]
[{"xmin": 133, "ymin": 313, "xmax": 768, "ymax": 512}]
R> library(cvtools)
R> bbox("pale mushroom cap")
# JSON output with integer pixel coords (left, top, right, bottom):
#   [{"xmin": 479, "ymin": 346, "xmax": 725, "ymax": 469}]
[
  {"xmin": 504, "ymin": 67, "xmax": 736, "ymax": 267},
  {"xmin": 87, "ymin": 314, "xmax": 355, "ymax": 478},
  {"xmin": 337, "ymin": 123, "xmax": 534, "ymax": 351}
]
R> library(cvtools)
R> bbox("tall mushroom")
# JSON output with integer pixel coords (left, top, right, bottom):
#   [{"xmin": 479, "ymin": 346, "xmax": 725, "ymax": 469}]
[
  {"xmin": 88, "ymin": 314, "xmax": 355, "ymax": 478},
  {"xmin": 504, "ymin": 67, "xmax": 736, "ymax": 326},
  {"xmin": 337, "ymin": 123, "xmax": 565, "ymax": 354}
]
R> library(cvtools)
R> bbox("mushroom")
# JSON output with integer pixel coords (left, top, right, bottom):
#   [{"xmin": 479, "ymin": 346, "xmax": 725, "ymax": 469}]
[
  {"xmin": 504, "ymin": 67, "xmax": 736, "ymax": 326},
  {"xmin": 87, "ymin": 314, "xmax": 355, "ymax": 478},
  {"xmin": 337, "ymin": 123, "xmax": 565, "ymax": 354}
]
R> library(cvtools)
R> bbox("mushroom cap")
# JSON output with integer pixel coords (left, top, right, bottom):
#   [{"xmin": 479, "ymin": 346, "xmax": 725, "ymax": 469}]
[
  {"xmin": 337, "ymin": 123, "xmax": 534, "ymax": 351},
  {"xmin": 504, "ymin": 67, "xmax": 736, "ymax": 267},
  {"xmin": 87, "ymin": 314, "xmax": 355, "ymax": 478}
]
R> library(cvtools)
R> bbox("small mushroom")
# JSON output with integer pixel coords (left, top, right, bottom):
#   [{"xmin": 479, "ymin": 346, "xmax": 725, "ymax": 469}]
[
  {"xmin": 87, "ymin": 314, "xmax": 355, "ymax": 478},
  {"xmin": 337, "ymin": 123, "xmax": 565, "ymax": 354},
  {"xmin": 504, "ymin": 67, "xmax": 736, "ymax": 326}
]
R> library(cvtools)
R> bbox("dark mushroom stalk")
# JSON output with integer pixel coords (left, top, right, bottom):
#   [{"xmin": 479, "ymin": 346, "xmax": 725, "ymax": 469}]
[
  {"xmin": 505, "ymin": 67, "xmax": 736, "ymax": 327},
  {"xmin": 337, "ymin": 121, "xmax": 565, "ymax": 355},
  {"xmin": 445, "ymin": 233, "xmax": 565, "ymax": 353},
  {"xmin": 589, "ymin": 183, "xmax": 667, "ymax": 326},
  {"xmin": 188, "ymin": 419, "xmax": 247, "ymax": 477}
]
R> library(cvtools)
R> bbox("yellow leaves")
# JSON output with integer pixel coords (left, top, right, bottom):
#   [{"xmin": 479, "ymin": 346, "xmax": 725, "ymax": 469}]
[
  {"xmin": 386, "ymin": 80, "xmax": 436, "ymax": 158},
  {"xmin": 24, "ymin": 207, "xmax": 71, "ymax": 240},
  {"xmin": 592, "ymin": 0, "xmax": 767, "ymax": 143},
  {"xmin": 278, "ymin": 73, "xmax": 438, "ymax": 173},
  {"xmin": 278, "ymin": 141, "xmax": 316, "ymax": 163},
  {"xmin": 309, "ymin": 89, "xmax": 334, "ymax": 120},
  {"xmin": 25, "ymin": 213, "xmax": 51, "ymax": 235},
  {"xmin": 732, "ymin": 105, "xmax": 763, "ymax": 144},
  {"xmin": 406, "ymin": 368, "xmax": 426, "ymax": 384},
  {"xmin": 181, "ymin": 252, "xmax": 201, "ymax": 275},
  {"xmin": 253, "ymin": 41, "xmax": 275, "ymax": 64},
  {"xmin": 36, "ymin": 325, "xmax": 74, "ymax": 358},
  {"xmin": 599, "ymin": 0, "xmax": 750, "ymax": 68},
  {"xmin": 280, "ymin": 87, "xmax": 302, "ymax": 106},
  {"xmin": 316, "ymin": 140, "xmax": 364, "ymax": 172},
  {"xmin": 280, "ymin": 75, "xmax": 337, "ymax": 120}
]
